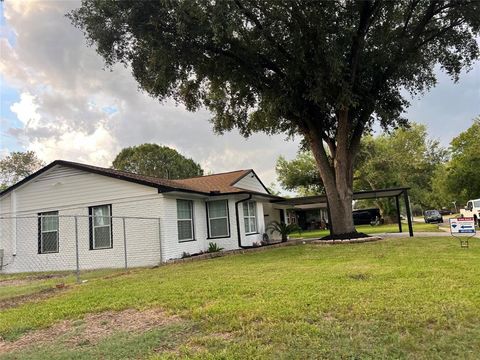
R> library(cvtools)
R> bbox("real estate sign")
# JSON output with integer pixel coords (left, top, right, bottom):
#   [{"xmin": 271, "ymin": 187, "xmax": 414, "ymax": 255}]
[{"xmin": 449, "ymin": 217, "xmax": 476, "ymax": 234}]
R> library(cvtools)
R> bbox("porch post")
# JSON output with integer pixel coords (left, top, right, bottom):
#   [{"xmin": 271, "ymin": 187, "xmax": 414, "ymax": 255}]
[
  {"xmin": 395, "ymin": 195, "xmax": 403, "ymax": 233},
  {"xmin": 403, "ymin": 190, "xmax": 414, "ymax": 237}
]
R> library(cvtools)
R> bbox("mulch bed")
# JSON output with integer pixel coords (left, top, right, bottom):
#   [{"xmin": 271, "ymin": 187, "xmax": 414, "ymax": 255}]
[{"xmin": 164, "ymin": 236, "xmax": 384, "ymax": 264}]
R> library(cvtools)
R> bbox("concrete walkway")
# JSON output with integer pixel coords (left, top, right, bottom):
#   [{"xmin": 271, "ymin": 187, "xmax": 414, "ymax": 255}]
[{"xmin": 375, "ymin": 231, "xmax": 480, "ymax": 238}]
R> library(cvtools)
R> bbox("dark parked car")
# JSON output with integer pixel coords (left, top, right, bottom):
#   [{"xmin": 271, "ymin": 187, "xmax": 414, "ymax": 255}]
[
  {"xmin": 439, "ymin": 208, "xmax": 453, "ymax": 215},
  {"xmin": 424, "ymin": 210, "xmax": 443, "ymax": 224},
  {"xmin": 353, "ymin": 208, "xmax": 383, "ymax": 226}
]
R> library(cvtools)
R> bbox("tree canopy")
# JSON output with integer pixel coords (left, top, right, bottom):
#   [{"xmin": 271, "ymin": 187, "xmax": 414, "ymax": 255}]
[
  {"xmin": 431, "ymin": 117, "xmax": 480, "ymax": 206},
  {"xmin": 276, "ymin": 151, "xmax": 323, "ymax": 196},
  {"xmin": 70, "ymin": 1, "xmax": 480, "ymax": 235},
  {"xmin": 354, "ymin": 124, "xmax": 447, "ymax": 215},
  {"xmin": 0, "ymin": 151, "xmax": 45, "ymax": 190},
  {"xmin": 112, "ymin": 144, "xmax": 203, "ymax": 179}
]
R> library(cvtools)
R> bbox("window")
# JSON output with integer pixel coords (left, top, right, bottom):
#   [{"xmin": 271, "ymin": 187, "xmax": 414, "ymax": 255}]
[
  {"xmin": 243, "ymin": 201, "xmax": 257, "ymax": 234},
  {"xmin": 177, "ymin": 199, "xmax": 194, "ymax": 241},
  {"xmin": 207, "ymin": 200, "xmax": 230, "ymax": 238},
  {"xmin": 38, "ymin": 211, "xmax": 59, "ymax": 253},
  {"xmin": 89, "ymin": 205, "xmax": 112, "ymax": 249}
]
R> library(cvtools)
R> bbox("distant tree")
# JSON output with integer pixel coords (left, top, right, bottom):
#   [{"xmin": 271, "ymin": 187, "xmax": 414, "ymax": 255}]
[
  {"xmin": 112, "ymin": 144, "xmax": 203, "ymax": 179},
  {"xmin": 429, "ymin": 164, "xmax": 455, "ymax": 210},
  {"xmin": 276, "ymin": 151, "xmax": 323, "ymax": 196},
  {"xmin": 354, "ymin": 124, "xmax": 447, "ymax": 216},
  {"xmin": 442, "ymin": 117, "xmax": 480, "ymax": 204},
  {"xmin": 267, "ymin": 182, "xmax": 282, "ymax": 196},
  {"xmin": 70, "ymin": 1, "xmax": 480, "ymax": 236},
  {"xmin": 0, "ymin": 151, "xmax": 45, "ymax": 190}
]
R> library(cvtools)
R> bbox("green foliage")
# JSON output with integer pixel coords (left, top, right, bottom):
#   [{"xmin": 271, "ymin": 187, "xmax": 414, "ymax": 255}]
[
  {"xmin": 276, "ymin": 152, "xmax": 323, "ymax": 196},
  {"xmin": 266, "ymin": 220, "xmax": 301, "ymax": 242},
  {"xmin": 2, "ymin": 239, "xmax": 480, "ymax": 358},
  {"xmin": 354, "ymin": 124, "xmax": 447, "ymax": 216},
  {"xmin": 207, "ymin": 242, "xmax": 224, "ymax": 253},
  {"xmin": 443, "ymin": 117, "xmax": 480, "ymax": 204},
  {"xmin": 69, "ymin": 2, "xmax": 480, "ymax": 139},
  {"xmin": 0, "ymin": 151, "xmax": 45, "ymax": 190},
  {"xmin": 112, "ymin": 143, "xmax": 203, "ymax": 179}
]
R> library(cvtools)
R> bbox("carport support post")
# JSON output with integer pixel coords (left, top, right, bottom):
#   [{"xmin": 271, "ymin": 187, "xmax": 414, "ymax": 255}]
[
  {"xmin": 395, "ymin": 195, "xmax": 403, "ymax": 233},
  {"xmin": 403, "ymin": 190, "xmax": 414, "ymax": 237},
  {"xmin": 74, "ymin": 216, "xmax": 80, "ymax": 283}
]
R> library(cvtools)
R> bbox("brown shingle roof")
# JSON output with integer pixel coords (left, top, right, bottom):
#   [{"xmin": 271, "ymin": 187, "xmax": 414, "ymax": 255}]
[
  {"xmin": 172, "ymin": 169, "xmax": 251, "ymax": 194},
  {"xmin": 0, "ymin": 160, "xmax": 275, "ymax": 198}
]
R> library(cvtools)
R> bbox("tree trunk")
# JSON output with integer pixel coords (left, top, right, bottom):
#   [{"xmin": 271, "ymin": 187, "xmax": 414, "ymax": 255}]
[{"xmin": 305, "ymin": 112, "xmax": 357, "ymax": 236}]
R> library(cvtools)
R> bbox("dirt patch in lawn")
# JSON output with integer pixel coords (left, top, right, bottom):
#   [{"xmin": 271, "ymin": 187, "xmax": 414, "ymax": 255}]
[
  {"xmin": 0, "ymin": 273, "xmax": 67, "ymax": 287},
  {"xmin": 0, "ymin": 308, "xmax": 180, "ymax": 354},
  {"xmin": 0, "ymin": 286, "xmax": 68, "ymax": 310}
]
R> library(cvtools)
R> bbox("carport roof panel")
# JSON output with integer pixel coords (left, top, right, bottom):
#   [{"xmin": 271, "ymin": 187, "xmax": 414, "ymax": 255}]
[{"xmin": 272, "ymin": 187, "xmax": 410, "ymax": 206}]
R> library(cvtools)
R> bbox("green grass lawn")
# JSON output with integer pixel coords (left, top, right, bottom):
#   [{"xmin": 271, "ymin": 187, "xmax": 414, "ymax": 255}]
[
  {"xmin": 1, "ymin": 237, "xmax": 479, "ymax": 359},
  {"xmin": 289, "ymin": 221, "xmax": 441, "ymax": 239}
]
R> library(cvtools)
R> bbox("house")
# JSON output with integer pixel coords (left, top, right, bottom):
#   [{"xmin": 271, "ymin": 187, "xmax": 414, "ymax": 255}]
[{"xmin": 0, "ymin": 160, "xmax": 289, "ymax": 273}]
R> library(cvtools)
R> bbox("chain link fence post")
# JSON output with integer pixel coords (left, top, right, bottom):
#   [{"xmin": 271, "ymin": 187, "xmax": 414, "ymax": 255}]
[{"xmin": 74, "ymin": 216, "xmax": 80, "ymax": 283}]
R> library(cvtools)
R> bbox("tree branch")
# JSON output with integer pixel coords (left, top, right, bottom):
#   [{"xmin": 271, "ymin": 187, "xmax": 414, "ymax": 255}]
[{"xmin": 234, "ymin": 0, "xmax": 293, "ymax": 61}]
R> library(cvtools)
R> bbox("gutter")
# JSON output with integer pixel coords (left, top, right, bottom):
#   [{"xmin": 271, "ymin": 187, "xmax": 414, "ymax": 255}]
[{"xmin": 235, "ymin": 194, "xmax": 253, "ymax": 249}]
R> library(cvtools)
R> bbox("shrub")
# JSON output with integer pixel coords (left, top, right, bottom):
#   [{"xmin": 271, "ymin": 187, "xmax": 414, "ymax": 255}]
[
  {"xmin": 266, "ymin": 221, "xmax": 301, "ymax": 242},
  {"xmin": 207, "ymin": 242, "xmax": 224, "ymax": 253}
]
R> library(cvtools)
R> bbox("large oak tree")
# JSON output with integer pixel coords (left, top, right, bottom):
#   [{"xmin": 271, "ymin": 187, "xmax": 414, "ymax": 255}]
[{"xmin": 70, "ymin": 0, "xmax": 480, "ymax": 236}]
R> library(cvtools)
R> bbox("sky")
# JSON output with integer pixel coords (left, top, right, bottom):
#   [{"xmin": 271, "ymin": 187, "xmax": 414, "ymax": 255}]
[{"xmin": 1, "ymin": 1, "xmax": 479, "ymax": 190}]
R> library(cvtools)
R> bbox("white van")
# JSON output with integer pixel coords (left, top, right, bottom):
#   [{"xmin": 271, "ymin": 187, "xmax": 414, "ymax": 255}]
[{"xmin": 460, "ymin": 199, "xmax": 480, "ymax": 226}]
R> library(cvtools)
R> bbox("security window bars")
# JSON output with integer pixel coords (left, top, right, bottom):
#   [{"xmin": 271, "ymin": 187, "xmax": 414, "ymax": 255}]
[
  {"xmin": 90, "ymin": 205, "xmax": 112, "ymax": 249},
  {"xmin": 207, "ymin": 200, "xmax": 229, "ymax": 238},
  {"xmin": 243, "ymin": 201, "xmax": 257, "ymax": 234},
  {"xmin": 38, "ymin": 211, "xmax": 59, "ymax": 253},
  {"xmin": 177, "ymin": 199, "xmax": 194, "ymax": 241}
]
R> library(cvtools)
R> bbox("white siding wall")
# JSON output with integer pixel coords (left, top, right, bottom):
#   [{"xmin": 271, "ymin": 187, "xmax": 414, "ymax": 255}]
[
  {"xmin": 8, "ymin": 165, "xmax": 159, "ymax": 215},
  {"xmin": 233, "ymin": 172, "xmax": 269, "ymax": 194}
]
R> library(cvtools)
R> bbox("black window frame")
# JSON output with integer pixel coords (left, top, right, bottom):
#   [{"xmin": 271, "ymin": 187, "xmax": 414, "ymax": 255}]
[
  {"xmin": 206, "ymin": 199, "xmax": 231, "ymax": 239},
  {"xmin": 37, "ymin": 211, "xmax": 59, "ymax": 254},
  {"xmin": 88, "ymin": 204, "xmax": 113, "ymax": 250}
]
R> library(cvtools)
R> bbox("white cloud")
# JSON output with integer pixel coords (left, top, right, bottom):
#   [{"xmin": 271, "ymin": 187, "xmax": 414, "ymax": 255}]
[
  {"xmin": 0, "ymin": 0, "xmax": 300, "ymax": 186},
  {"xmin": 28, "ymin": 124, "xmax": 119, "ymax": 166},
  {"xmin": 10, "ymin": 92, "xmax": 41, "ymax": 128}
]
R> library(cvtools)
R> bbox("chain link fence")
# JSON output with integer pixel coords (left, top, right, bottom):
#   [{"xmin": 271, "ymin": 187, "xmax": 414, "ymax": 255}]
[{"xmin": 0, "ymin": 215, "xmax": 161, "ymax": 282}]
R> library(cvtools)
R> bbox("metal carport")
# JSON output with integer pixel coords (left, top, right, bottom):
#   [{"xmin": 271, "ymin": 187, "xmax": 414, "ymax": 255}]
[{"xmin": 272, "ymin": 187, "xmax": 414, "ymax": 237}]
